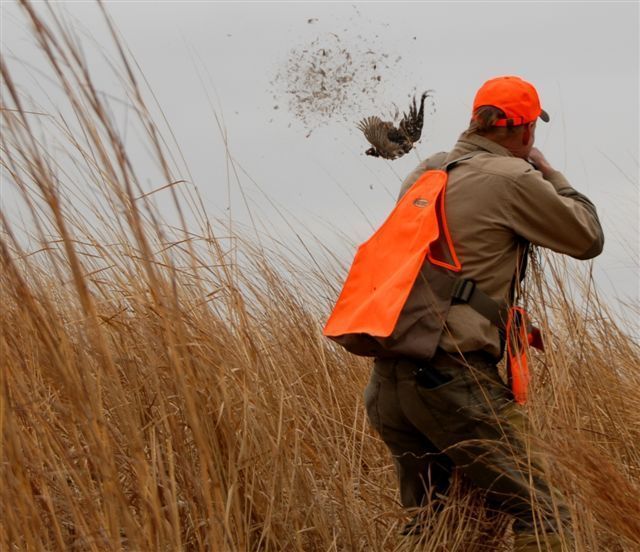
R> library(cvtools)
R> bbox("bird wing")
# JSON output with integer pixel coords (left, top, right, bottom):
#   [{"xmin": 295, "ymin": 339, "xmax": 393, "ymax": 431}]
[
  {"xmin": 399, "ymin": 92, "xmax": 429, "ymax": 143},
  {"xmin": 357, "ymin": 116, "xmax": 407, "ymax": 159}
]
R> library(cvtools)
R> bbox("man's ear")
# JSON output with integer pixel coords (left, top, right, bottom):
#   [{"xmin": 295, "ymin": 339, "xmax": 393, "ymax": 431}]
[{"xmin": 522, "ymin": 123, "xmax": 533, "ymax": 146}]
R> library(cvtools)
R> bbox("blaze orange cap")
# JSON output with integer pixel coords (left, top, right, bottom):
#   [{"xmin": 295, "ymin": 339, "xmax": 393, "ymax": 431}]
[{"xmin": 473, "ymin": 75, "xmax": 550, "ymax": 127}]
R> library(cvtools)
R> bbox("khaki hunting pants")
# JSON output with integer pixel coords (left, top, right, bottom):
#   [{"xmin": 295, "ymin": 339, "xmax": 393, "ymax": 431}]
[{"xmin": 364, "ymin": 349, "xmax": 568, "ymax": 541}]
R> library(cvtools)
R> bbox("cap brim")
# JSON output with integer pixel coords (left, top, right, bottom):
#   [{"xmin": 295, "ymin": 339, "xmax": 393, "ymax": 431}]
[{"xmin": 539, "ymin": 109, "xmax": 550, "ymax": 122}]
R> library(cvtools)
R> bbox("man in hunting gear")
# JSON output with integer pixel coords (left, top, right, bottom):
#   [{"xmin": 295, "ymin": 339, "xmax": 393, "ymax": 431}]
[{"xmin": 325, "ymin": 76, "xmax": 603, "ymax": 551}]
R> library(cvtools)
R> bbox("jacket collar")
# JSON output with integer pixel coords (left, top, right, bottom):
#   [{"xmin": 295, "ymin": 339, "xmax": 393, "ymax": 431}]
[{"xmin": 453, "ymin": 132, "xmax": 514, "ymax": 158}]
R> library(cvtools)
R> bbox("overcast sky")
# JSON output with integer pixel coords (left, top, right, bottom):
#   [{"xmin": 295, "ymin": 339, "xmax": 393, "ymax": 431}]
[{"xmin": 2, "ymin": 1, "xmax": 638, "ymax": 310}]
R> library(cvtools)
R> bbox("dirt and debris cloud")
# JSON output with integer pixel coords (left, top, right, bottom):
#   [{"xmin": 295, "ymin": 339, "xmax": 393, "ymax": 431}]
[{"xmin": 271, "ymin": 31, "xmax": 419, "ymax": 135}]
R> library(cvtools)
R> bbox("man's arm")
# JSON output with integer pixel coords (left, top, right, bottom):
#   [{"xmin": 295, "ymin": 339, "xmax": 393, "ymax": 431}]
[{"xmin": 505, "ymin": 149, "xmax": 604, "ymax": 260}]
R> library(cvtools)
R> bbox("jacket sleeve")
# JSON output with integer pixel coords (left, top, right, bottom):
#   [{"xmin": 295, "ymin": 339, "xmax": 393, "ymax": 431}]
[
  {"xmin": 398, "ymin": 160, "xmax": 429, "ymax": 201},
  {"xmin": 504, "ymin": 167, "xmax": 604, "ymax": 260},
  {"xmin": 398, "ymin": 152, "xmax": 449, "ymax": 202}
]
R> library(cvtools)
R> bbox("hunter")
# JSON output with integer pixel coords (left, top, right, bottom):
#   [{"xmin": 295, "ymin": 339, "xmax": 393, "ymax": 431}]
[{"xmin": 325, "ymin": 75, "xmax": 604, "ymax": 551}]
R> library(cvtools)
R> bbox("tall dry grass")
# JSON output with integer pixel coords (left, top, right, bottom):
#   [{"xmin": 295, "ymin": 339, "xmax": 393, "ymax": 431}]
[{"xmin": 1, "ymin": 2, "xmax": 639, "ymax": 550}]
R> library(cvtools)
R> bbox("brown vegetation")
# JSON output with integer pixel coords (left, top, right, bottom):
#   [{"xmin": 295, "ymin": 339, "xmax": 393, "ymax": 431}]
[{"xmin": 1, "ymin": 2, "xmax": 639, "ymax": 550}]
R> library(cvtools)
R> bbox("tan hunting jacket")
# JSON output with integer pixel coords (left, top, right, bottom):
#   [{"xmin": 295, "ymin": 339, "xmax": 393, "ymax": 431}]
[{"xmin": 399, "ymin": 133, "xmax": 604, "ymax": 358}]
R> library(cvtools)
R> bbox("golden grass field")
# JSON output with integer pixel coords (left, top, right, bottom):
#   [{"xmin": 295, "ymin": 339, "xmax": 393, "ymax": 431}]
[{"xmin": 2, "ymin": 2, "xmax": 639, "ymax": 550}]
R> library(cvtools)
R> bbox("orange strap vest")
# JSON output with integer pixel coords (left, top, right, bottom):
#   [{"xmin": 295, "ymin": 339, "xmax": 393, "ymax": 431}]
[{"xmin": 323, "ymin": 167, "xmax": 458, "ymax": 340}]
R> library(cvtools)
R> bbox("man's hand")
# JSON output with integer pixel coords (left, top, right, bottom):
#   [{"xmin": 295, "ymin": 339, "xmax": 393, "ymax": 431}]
[{"xmin": 528, "ymin": 148, "xmax": 555, "ymax": 178}]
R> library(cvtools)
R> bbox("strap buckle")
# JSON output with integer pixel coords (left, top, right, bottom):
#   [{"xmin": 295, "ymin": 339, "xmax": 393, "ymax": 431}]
[{"xmin": 452, "ymin": 279, "xmax": 476, "ymax": 303}]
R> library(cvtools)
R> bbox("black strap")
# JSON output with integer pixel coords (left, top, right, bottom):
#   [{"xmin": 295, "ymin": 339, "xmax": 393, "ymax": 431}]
[
  {"xmin": 443, "ymin": 152, "xmax": 480, "ymax": 172},
  {"xmin": 442, "ymin": 151, "xmax": 512, "ymax": 329},
  {"xmin": 509, "ymin": 241, "xmax": 530, "ymax": 302},
  {"xmin": 451, "ymin": 278, "xmax": 507, "ymax": 328}
]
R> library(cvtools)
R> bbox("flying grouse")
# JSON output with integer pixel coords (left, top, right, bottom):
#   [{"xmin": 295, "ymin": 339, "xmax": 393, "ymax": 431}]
[{"xmin": 357, "ymin": 91, "xmax": 431, "ymax": 160}]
